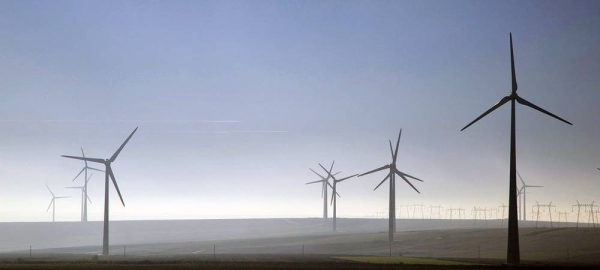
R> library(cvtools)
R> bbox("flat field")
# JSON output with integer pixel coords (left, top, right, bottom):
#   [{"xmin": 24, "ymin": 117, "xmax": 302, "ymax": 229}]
[{"xmin": 0, "ymin": 218, "xmax": 599, "ymax": 269}]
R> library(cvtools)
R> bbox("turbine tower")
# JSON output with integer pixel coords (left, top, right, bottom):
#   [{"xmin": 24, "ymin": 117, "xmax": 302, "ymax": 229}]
[
  {"xmin": 306, "ymin": 161, "xmax": 338, "ymax": 219},
  {"xmin": 45, "ymin": 184, "xmax": 70, "ymax": 222},
  {"xmin": 71, "ymin": 148, "xmax": 103, "ymax": 222},
  {"xmin": 358, "ymin": 129, "xmax": 423, "ymax": 242},
  {"xmin": 460, "ymin": 33, "xmax": 572, "ymax": 265},
  {"xmin": 517, "ymin": 170, "xmax": 542, "ymax": 221},
  {"xmin": 319, "ymin": 163, "xmax": 356, "ymax": 232},
  {"xmin": 61, "ymin": 127, "xmax": 138, "ymax": 256},
  {"xmin": 66, "ymin": 173, "xmax": 93, "ymax": 221}
]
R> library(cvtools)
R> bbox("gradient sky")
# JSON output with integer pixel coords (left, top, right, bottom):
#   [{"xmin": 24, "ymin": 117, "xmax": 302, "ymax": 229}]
[{"xmin": 1, "ymin": 0, "xmax": 599, "ymax": 222}]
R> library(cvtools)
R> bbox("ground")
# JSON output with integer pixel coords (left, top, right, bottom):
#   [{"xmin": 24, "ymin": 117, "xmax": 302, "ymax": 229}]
[{"xmin": 1, "ymin": 219, "xmax": 599, "ymax": 269}]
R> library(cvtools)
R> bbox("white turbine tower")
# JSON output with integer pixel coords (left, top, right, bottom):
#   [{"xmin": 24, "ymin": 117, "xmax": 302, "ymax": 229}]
[
  {"xmin": 66, "ymin": 173, "xmax": 93, "ymax": 221},
  {"xmin": 61, "ymin": 127, "xmax": 138, "ymax": 256},
  {"xmin": 71, "ymin": 147, "xmax": 103, "ymax": 222},
  {"xmin": 45, "ymin": 184, "xmax": 70, "ymax": 222}
]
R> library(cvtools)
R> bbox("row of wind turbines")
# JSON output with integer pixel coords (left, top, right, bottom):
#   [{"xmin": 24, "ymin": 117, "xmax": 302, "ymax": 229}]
[
  {"xmin": 307, "ymin": 33, "xmax": 575, "ymax": 265},
  {"xmin": 40, "ymin": 33, "xmax": 585, "ymax": 266},
  {"xmin": 49, "ymin": 128, "xmax": 139, "ymax": 257}
]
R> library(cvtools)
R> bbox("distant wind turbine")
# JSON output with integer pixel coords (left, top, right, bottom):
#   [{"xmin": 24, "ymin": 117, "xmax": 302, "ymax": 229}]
[
  {"xmin": 71, "ymin": 147, "xmax": 103, "ymax": 222},
  {"xmin": 306, "ymin": 161, "xmax": 339, "ymax": 219},
  {"xmin": 45, "ymin": 184, "xmax": 70, "ymax": 222},
  {"xmin": 319, "ymin": 163, "xmax": 356, "ymax": 232},
  {"xmin": 460, "ymin": 33, "xmax": 572, "ymax": 265},
  {"xmin": 61, "ymin": 127, "xmax": 138, "ymax": 256},
  {"xmin": 358, "ymin": 129, "xmax": 423, "ymax": 242},
  {"xmin": 517, "ymin": 170, "xmax": 542, "ymax": 221},
  {"xmin": 66, "ymin": 173, "xmax": 93, "ymax": 221}
]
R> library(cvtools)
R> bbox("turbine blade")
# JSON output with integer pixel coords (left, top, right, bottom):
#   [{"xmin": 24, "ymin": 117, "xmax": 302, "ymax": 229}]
[
  {"xmin": 87, "ymin": 167, "xmax": 104, "ymax": 173},
  {"xmin": 337, "ymin": 174, "xmax": 358, "ymax": 182},
  {"xmin": 516, "ymin": 170, "xmax": 526, "ymax": 186},
  {"xmin": 80, "ymin": 147, "xmax": 88, "ymax": 166},
  {"xmin": 395, "ymin": 168, "xmax": 423, "ymax": 182},
  {"xmin": 389, "ymin": 140, "xmax": 394, "ymax": 160},
  {"xmin": 358, "ymin": 165, "xmax": 390, "ymax": 177},
  {"xmin": 397, "ymin": 173, "xmax": 421, "ymax": 194},
  {"xmin": 461, "ymin": 96, "xmax": 511, "ymax": 131},
  {"xmin": 108, "ymin": 167, "xmax": 125, "ymax": 207},
  {"xmin": 46, "ymin": 199, "xmax": 54, "ymax": 212},
  {"xmin": 72, "ymin": 167, "xmax": 85, "ymax": 182},
  {"xmin": 110, "ymin": 127, "xmax": 138, "ymax": 162},
  {"xmin": 510, "ymin": 32, "xmax": 518, "ymax": 93},
  {"xmin": 87, "ymin": 193, "xmax": 92, "ymax": 204},
  {"xmin": 305, "ymin": 179, "xmax": 324, "ymax": 185},
  {"xmin": 309, "ymin": 168, "xmax": 325, "ymax": 180},
  {"xmin": 45, "ymin": 184, "xmax": 55, "ymax": 197},
  {"xmin": 326, "ymin": 180, "xmax": 334, "ymax": 190},
  {"xmin": 526, "ymin": 185, "xmax": 543, "ymax": 188},
  {"xmin": 55, "ymin": 196, "xmax": 70, "ymax": 199},
  {"xmin": 318, "ymin": 163, "xmax": 337, "ymax": 182},
  {"xmin": 394, "ymin": 129, "xmax": 402, "ymax": 163},
  {"xmin": 374, "ymin": 173, "xmax": 391, "ymax": 191},
  {"xmin": 330, "ymin": 191, "xmax": 334, "ymax": 205},
  {"xmin": 333, "ymin": 171, "xmax": 341, "ymax": 176},
  {"xmin": 328, "ymin": 161, "xmax": 335, "ymax": 177},
  {"xmin": 62, "ymin": 155, "xmax": 105, "ymax": 164},
  {"xmin": 330, "ymin": 189, "xmax": 341, "ymax": 204},
  {"xmin": 86, "ymin": 173, "xmax": 93, "ymax": 184},
  {"xmin": 515, "ymin": 96, "xmax": 572, "ymax": 125}
]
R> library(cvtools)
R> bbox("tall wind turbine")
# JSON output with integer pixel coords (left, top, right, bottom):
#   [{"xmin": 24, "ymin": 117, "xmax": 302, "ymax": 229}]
[
  {"xmin": 517, "ymin": 170, "xmax": 542, "ymax": 221},
  {"xmin": 319, "ymin": 163, "xmax": 356, "ymax": 232},
  {"xmin": 61, "ymin": 127, "xmax": 138, "ymax": 256},
  {"xmin": 66, "ymin": 173, "xmax": 93, "ymax": 221},
  {"xmin": 45, "ymin": 184, "xmax": 70, "ymax": 222},
  {"xmin": 460, "ymin": 33, "xmax": 572, "ymax": 265},
  {"xmin": 358, "ymin": 129, "xmax": 423, "ymax": 242},
  {"xmin": 71, "ymin": 148, "xmax": 103, "ymax": 222},
  {"xmin": 306, "ymin": 161, "xmax": 338, "ymax": 219}
]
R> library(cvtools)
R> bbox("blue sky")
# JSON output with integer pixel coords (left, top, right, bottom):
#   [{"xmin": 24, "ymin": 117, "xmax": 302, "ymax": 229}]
[{"xmin": 1, "ymin": 0, "xmax": 599, "ymax": 221}]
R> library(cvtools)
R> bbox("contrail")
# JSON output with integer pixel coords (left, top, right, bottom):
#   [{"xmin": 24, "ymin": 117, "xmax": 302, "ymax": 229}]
[
  {"xmin": 146, "ymin": 130, "xmax": 288, "ymax": 134},
  {"xmin": 0, "ymin": 120, "xmax": 241, "ymax": 123}
]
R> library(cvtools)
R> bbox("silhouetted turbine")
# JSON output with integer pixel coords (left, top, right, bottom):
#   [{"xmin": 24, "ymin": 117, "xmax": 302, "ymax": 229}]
[
  {"xmin": 61, "ymin": 127, "xmax": 138, "ymax": 256},
  {"xmin": 358, "ymin": 129, "xmax": 423, "ymax": 242},
  {"xmin": 71, "ymin": 147, "xmax": 103, "ymax": 222},
  {"xmin": 66, "ymin": 173, "xmax": 93, "ymax": 221},
  {"xmin": 45, "ymin": 184, "xmax": 70, "ymax": 222},
  {"xmin": 319, "ymin": 163, "xmax": 356, "ymax": 232},
  {"xmin": 517, "ymin": 170, "xmax": 542, "ymax": 221},
  {"xmin": 461, "ymin": 33, "xmax": 571, "ymax": 265},
  {"xmin": 306, "ymin": 161, "xmax": 339, "ymax": 219}
]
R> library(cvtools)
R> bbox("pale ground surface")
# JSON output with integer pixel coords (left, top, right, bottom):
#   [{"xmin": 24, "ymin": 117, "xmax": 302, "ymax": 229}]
[{"xmin": 0, "ymin": 218, "xmax": 598, "ymax": 265}]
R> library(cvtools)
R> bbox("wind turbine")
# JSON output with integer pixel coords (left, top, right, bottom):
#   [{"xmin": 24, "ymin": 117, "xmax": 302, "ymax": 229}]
[
  {"xmin": 517, "ymin": 170, "xmax": 542, "ymax": 221},
  {"xmin": 71, "ymin": 148, "xmax": 103, "ymax": 222},
  {"xmin": 358, "ymin": 129, "xmax": 423, "ymax": 242},
  {"xmin": 45, "ymin": 184, "xmax": 70, "ymax": 222},
  {"xmin": 66, "ymin": 173, "xmax": 93, "ymax": 221},
  {"xmin": 61, "ymin": 127, "xmax": 138, "ymax": 256},
  {"xmin": 319, "ymin": 163, "xmax": 357, "ymax": 232},
  {"xmin": 461, "ymin": 33, "xmax": 572, "ymax": 265},
  {"xmin": 306, "ymin": 161, "xmax": 338, "ymax": 219}
]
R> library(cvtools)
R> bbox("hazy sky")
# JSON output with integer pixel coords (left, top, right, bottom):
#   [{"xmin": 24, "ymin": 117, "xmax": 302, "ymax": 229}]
[{"xmin": 1, "ymin": 0, "xmax": 599, "ymax": 222}]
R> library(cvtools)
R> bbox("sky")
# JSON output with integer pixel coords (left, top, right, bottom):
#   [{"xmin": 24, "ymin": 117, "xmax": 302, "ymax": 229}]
[{"xmin": 1, "ymin": 0, "xmax": 599, "ymax": 222}]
